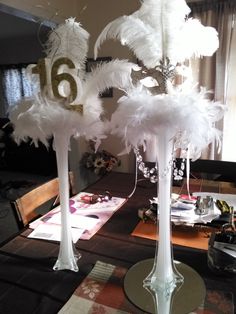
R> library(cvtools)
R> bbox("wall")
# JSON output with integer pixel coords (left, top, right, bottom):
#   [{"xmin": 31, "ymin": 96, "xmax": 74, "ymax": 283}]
[
  {"xmin": 0, "ymin": 0, "xmax": 78, "ymax": 23},
  {"xmin": 0, "ymin": 0, "xmax": 198, "ymax": 23}
]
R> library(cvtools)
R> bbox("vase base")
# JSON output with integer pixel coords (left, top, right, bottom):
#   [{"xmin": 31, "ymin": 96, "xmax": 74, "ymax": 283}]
[
  {"xmin": 124, "ymin": 259, "xmax": 206, "ymax": 314},
  {"xmin": 143, "ymin": 270, "xmax": 183, "ymax": 298},
  {"xmin": 53, "ymin": 252, "xmax": 81, "ymax": 272}
]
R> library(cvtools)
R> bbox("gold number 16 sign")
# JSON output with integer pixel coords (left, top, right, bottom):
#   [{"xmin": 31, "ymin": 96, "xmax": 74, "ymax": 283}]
[{"xmin": 32, "ymin": 57, "xmax": 83, "ymax": 114}]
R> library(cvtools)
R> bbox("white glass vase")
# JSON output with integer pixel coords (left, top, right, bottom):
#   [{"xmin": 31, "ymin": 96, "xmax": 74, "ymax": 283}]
[
  {"xmin": 143, "ymin": 132, "xmax": 183, "ymax": 295},
  {"xmin": 53, "ymin": 133, "xmax": 80, "ymax": 271}
]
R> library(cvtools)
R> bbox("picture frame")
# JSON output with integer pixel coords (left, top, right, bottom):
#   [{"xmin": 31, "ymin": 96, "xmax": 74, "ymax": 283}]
[{"xmin": 86, "ymin": 57, "xmax": 113, "ymax": 98}]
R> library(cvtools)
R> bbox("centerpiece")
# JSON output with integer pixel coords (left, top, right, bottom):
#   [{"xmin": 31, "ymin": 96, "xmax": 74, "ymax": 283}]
[
  {"xmin": 9, "ymin": 18, "xmax": 136, "ymax": 272},
  {"xmin": 93, "ymin": 0, "xmax": 225, "ymax": 312}
]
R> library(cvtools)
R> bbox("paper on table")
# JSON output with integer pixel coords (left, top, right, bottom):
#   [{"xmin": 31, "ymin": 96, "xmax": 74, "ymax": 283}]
[
  {"xmin": 171, "ymin": 201, "xmax": 196, "ymax": 211},
  {"xmin": 47, "ymin": 212, "xmax": 99, "ymax": 230},
  {"xmin": 28, "ymin": 223, "xmax": 84, "ymax": 243},
  {"xmin": 171, "ymin": 203, "xmax": 221, "ymax": 224}
]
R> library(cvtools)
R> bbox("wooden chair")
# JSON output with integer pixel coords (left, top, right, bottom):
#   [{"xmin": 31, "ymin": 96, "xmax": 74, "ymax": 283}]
[{"xmin": 11, "ymin": 172, "xmax": 75, "ymax": 229}]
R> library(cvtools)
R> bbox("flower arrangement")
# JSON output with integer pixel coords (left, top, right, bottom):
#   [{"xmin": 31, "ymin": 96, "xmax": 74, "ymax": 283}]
[{"xmin": 80, "ymin": 149, "xmax": 121, "ymax": 176}]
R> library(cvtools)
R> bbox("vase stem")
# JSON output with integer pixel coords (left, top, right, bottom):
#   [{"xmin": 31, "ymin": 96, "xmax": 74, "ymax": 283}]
[
  {"xmin": 53, "ymin": 133, "xmax": 80, "ymax": 272},
  {"xmin": 143, "ymin": 132, "xmax": 183, "ymax": 295}
]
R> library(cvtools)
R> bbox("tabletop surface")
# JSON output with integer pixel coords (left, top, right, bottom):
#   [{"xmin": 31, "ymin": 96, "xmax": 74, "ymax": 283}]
[{"xmin": 0, "ymin": 172, "xmax": 235, "ymax": 314}]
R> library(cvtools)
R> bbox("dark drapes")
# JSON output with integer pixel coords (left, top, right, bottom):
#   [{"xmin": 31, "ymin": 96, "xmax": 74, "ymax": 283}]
[{"xmin": 189, "ymin": 0, "xmax": 236, "ymax": 14}]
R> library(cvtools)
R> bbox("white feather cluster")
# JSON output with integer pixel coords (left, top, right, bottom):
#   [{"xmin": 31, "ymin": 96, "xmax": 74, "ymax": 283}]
[
  {"xmin": 94, "ymin": 0, "xmax": 219, "ymax": 67},
  {"xmin": 10, "ymin": 94, "xmax": 105, "ymax": 147},
  {"xmin": 110, "ymin": 85, "xmax": 225, "ymax": 160},
  {"xmin": 175, "ymin": 19, "xmax": 219, "ymax": 62},
  {"xmin": 9, "ymin": 59, "xmax": 137, "ymax": 147},
  {"xmin": 45, "ymin": 17, "xmax": 89, "ymax": 72}
]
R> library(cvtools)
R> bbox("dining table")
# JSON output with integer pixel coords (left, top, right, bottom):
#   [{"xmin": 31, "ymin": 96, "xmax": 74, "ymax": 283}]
[{"xmin": 0, "ymin": 172, "xmax": 235, "ymax": 314}]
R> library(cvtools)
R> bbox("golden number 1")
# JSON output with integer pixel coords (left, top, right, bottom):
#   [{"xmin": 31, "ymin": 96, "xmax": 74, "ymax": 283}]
[{"xmin": 32, "ymin": 58, "xmax": 47, "ymax": 90}]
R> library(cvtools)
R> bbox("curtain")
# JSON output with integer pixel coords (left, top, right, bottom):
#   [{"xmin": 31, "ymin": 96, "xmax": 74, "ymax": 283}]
[
  {"xmin": 189, "ymin": 0, "xmax": 236, "ymax": 161},
  {"xmin": 0, "ymin": 69, "xmax": 8, "ymax": 117},
  {"xmin": 0, "ymin": 64, "xmax": 33, "ymax": 117},
  {"xmin": 222, "ymin": 22, "xmax": 236, "ymax": 162}
]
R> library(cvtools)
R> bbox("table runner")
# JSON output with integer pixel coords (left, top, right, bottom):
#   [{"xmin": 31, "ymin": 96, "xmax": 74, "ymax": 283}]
[
  {"xmin": 58, "ymin": 261, "xmax": 234, "ymax": 314},
  {"xmin": 29, "ymin": 193, "xmax": 127, "ymax": 240}
]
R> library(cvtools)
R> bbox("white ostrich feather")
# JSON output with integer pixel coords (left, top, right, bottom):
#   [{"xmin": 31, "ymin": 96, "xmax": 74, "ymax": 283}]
[
  {"xmin": 45, "ymin": 17, "xmax": 89, "ymax": 72},
  {"xmin": 94, "ymin": 16, "xmax": 162, "ymax": 69},
  {"xmin": 94, "ymin": 0, "xmax": 190, "ymax": 66},
  {"xmin": 94, "ymin": 0, "xmax": 218, "ymax": 66},
  {"xmin": 110, "ymin": 86, "xmax": 225, "ymax": 160},
  {"xmin": 82, "ymin": 59, "xmax": 136, "ymax": 99},
  {"xmin": 134, "ymin": 0, "xmax": 190, "ymax": 29}
]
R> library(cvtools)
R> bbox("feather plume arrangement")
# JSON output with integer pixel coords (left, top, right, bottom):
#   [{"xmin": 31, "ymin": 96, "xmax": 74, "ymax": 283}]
[
  {"xmin": 9, "ymin": 17, "xmax": 139, "ymax": 148},
  {"xmin": 45, "ymin": 17, "xmax": 89, "ymax": 73},
  {"xmin": 93, "ymin": 0, "xmax": 223, "ymax": 161},
  {"xmin": 9, "ymin": 18, "xmax": 105, "ymax": 147},
  {"xmin": 110, "ymin": 85, "xmax": 225, "ymax": 160},
  {"xmin": 94, "ymin": 0, "xmax": 219, "ymax": 67}
]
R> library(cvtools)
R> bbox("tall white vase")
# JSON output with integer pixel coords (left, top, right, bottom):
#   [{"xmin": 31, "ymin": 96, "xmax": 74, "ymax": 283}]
[
  {"xmin": 143, "ymin": 132, "xmax": 183, "ymax": 295},
  {"xmin": 53, "ymin": 133, "xmax": 80, "ymax": 272}
]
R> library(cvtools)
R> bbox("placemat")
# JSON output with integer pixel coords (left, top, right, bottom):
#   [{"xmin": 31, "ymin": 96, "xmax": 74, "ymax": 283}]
[
  {"xmin": 58, "ymin": 261, "xmax": 234, "ymax": 314},
  {"xmin": 132, "ymin": 221, "xmax": 210, "ymax": 250}
]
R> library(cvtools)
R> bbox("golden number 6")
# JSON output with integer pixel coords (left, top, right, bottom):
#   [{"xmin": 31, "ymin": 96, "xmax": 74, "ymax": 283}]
[{"xmin": 51, "ymin": 57, "xmax": 78, "ymax": 102}]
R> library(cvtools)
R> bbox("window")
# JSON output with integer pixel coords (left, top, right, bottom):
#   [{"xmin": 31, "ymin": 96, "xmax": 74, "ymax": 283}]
[
  {"xmin": 0, "ymin": 64, "xmax": 36, "ymax": 117},
  {"xmin": 188, "ymin": 0, "xmax": 236, "ymax": 161}
]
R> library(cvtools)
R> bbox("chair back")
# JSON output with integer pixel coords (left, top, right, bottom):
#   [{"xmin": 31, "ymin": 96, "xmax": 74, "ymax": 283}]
[{"xmin": 11, "ymin": 172, "xmax": 75, "ymax": 228}]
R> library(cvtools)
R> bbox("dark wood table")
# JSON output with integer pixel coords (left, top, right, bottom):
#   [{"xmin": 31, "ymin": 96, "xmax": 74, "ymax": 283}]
[{"xmin": 0, "ymin": 172, "xmax": 235, "ymax": 314}]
